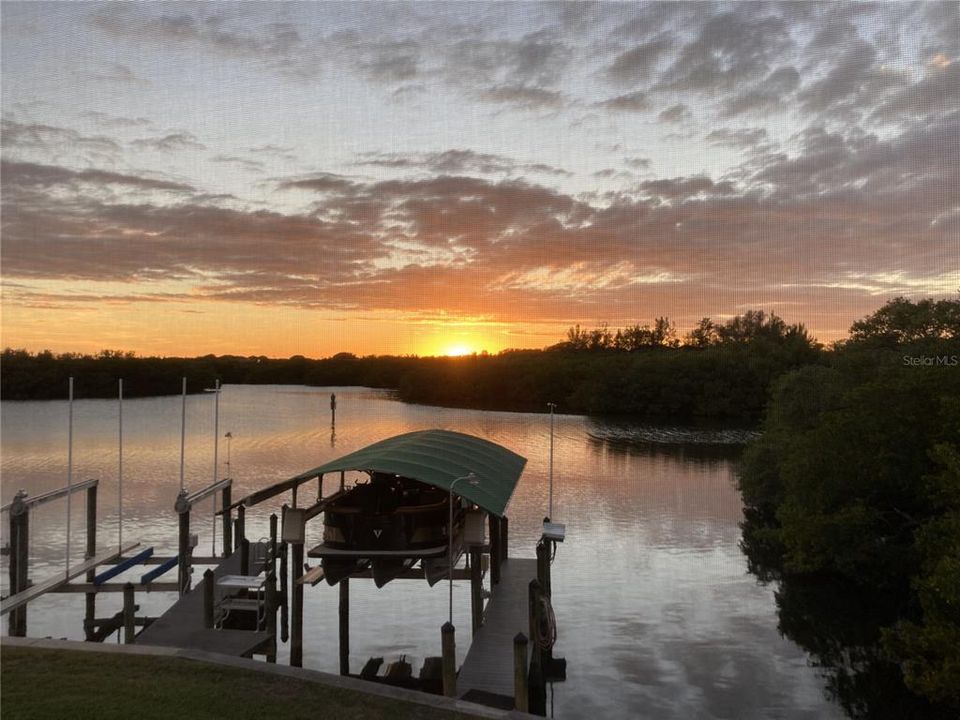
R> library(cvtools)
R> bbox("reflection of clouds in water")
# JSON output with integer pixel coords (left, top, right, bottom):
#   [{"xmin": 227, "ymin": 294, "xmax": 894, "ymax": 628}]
[{"xmin": 1, "ymin": 386, "xmax": 840, "ymax": 719}]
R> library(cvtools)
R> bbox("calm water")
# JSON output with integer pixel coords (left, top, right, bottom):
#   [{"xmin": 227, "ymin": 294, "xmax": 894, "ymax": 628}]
[{"xmin": 1, "ymin": 385, "xmax": 841, "ymax": 719}]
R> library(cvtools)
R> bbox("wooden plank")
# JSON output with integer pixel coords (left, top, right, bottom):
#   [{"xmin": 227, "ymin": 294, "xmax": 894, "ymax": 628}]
[
  {"xmin": 457, "ymin": 558, "xmax": 537, "ymax": 702},
  {"xmin": 298, "ymin": 565, "xmax": 325, "ymax": 586},
  {"xmin": 1, "ymin": 543, "xmax": 140, "ymax": 616}
]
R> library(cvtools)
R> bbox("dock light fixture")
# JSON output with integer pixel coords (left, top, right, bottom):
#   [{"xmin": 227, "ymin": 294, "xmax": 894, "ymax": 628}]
[{"xmin": 449, "ymin": 473, "xmax": 479, "ymax": 625}]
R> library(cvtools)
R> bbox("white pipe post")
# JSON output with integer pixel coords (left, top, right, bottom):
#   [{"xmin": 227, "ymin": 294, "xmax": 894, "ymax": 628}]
[
  {"xmin": 212, "ymin": 379, "xmax": 220, "ymax": 556},
  {"xmin": 548, "ymin": 402, "xmax": 556, "ymax": 519},
  {"xmin": 118, "ymin": 378, "xmax": 124, "ymax": 553},
  {"xmin": 179, "ymin": 377, "xmax": 187, "ymax": 491},
  {"xmin": 66, "ymin": 377, "xmax": 74, "ymax": 577}
]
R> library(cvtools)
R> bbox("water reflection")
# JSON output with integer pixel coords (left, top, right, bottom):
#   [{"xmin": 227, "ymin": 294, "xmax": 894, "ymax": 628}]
[{"xmin": 2, "ymin": 386, "xmax": 841, "ymax": 719}]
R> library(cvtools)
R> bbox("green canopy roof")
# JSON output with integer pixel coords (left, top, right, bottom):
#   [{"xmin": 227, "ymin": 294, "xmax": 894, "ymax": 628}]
[{"xmin": 295, "ymin": 430, "xmax": 527, "ymax": 517}]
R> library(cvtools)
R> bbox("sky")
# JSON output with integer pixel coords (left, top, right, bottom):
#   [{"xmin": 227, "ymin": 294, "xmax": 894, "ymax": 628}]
[{"xmin": 2, "ymin": 1, "xmax": 958, "ymax": 357}]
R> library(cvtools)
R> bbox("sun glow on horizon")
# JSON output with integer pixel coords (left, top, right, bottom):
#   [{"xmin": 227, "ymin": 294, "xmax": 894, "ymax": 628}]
[{"xmin": 444, "ymin": 344, "xmax": 474, "ymax": 357}]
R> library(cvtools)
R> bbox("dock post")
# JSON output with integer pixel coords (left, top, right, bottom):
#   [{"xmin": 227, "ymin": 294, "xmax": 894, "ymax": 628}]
[
  {"xmin": 500, "ymin": 516, "xmax": 509, "ymax": 560},
  {"xmin": 235, "ymin": 504, "xmax": 246, "ymax": 550},
  {"xmin": 470, "ymin": 546, "xmax": 483, "ymax": 635},
  {"xmin": 203, "ymin": 569, "xmax": 215, "ymax": 629},
  {"xmin": 489, "ymin": 515, "xmax": 501, "ymax": 586},
  {"xmin": 537, "ymin": 539, "xmax": 551, "ymax": 598},
  {"xmin": 240, "ymin": 538, "xmax": 250, "ymax": 576},
  {"xmin": 338, "ymin": 577, "xmax": 349, "ymax": 675},
  {"xmin": 269, "ymin": 513, "xmax": 278, "ymax": 562},
  {"xmin": 8, "ymin": 490, "xmax": 29, "ymax": 637},
  {"xmin": 84, "ymin": 484, "xmax": 98, "ymax": 640},
  {"xmin": 123, "ymin": 582, "xmax": 136, "ymax": 644},
  {"xmin": 221, "ymin": 484, "xmax": 232, "ymax": 557},
  {"xmin": 514, "ymin": 633, "xmax": 529, "ymax": 712},
  {"xmin": 279, "ymin": 542, "xmax": 289, "ymax": 643},
  {"xmin": 176, "ymin": 490, "xmax": 192, "ymax": 595},
  {"xmin": 527, "ymin": 579, "xmax": 546, "ymax": 715},
  {"xmin": 441, "ymin": 621, "xmax": 456, "ymax": 697},
  {"xmin": 290, "ymin": 540, "xmax": 304, "ymax": 668},
  {"xmin": 265, "ymin": 571, "xmax": 278, "ymax": 663}
]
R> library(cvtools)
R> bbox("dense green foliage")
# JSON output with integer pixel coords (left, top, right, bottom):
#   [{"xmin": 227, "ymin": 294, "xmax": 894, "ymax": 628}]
[
  {"xmin": 738, "ymin": 297, "xmax": 960, "ymax": 712},
  {"xmin": 1, "ymin": 309, "xmax": 822, "ymax": 424}
]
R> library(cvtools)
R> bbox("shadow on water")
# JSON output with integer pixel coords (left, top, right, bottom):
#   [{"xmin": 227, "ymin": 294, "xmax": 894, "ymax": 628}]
[{"xmin": 741, "ymin": 531, "xmax": 954, "ymax": 720}]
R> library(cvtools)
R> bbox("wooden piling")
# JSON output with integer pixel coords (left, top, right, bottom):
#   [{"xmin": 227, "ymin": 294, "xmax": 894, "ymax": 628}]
[
  {"xmin": 513, "ymin": 633, "xmax": 529, "ymax": 712},
  {"xmin": 528, "ymin": 578, "xmax": 541, "ymax": 667},
  {"xmin": 500, "ymin": 516, "xmax": 509, "ymax": 560},
  {"xmin": 470, "ymin": 546, "xmax": 483, "ymax": 635},
  {"xmin": 221, "ymin": 484, "xmax": 232, "ymax": 556},
  {"xmin": 265, "ymin": 571, "xmax": 278, "ymax": 663},
  {"xmin": 488, "ymin": 514, "xmax": 501, "ymax": 586},
  {"xmin": 537, "ymin": 539, "xmax": 551, "ymax": 598},
  {"xmin": 269, "ymin": 513, "xmax": 278, "ymax": 561},
  {"xmin": 176, "ymin": 492, "xmax": 191, "ymax": 595},
  {"xmin": 279, "ymin": 542, "xmax": 289, "ymax": 643},
  {"xmin": 338, "ymin": 577, "xmax": 350, "ymax": 675},
  {"xmin": 203, "ymin": 569, "xmax": 215, "ymax": 629},
  {"xmin": 84, "ymin": 484, "xmax": 98, "ymax": 640},
  {"xmin": 441, "ymin": 621, "xmax": 456, "ymax": 697},
  {"xmin": 8, "ymin": 492, "xmax": 29, "ymax": 637},
  {"xmin": 240, "ymin": 538, "xmax": 250, "ymax": 576},
  {"xmin": 236, "ymin": 504, "xmax": 246, "ymax": 549},
  {"xmin": 290, "ymin": 541, "xmax": 304, "ymax": 667},
  {"xmin": 123, "ymin": 582, "xmax": 135, "ymax": 643}
]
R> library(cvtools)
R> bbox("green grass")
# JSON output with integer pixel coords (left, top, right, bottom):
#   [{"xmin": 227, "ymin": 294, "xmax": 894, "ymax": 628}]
[{"xmin": 1, "ymin": 648, "xmax": 481, "ymax": 720}]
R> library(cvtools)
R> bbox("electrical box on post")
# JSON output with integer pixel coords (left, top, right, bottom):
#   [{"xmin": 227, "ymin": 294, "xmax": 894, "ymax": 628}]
[{"xmin": 283, "ymin": 507, "xmax": 306, "ymax": 544}]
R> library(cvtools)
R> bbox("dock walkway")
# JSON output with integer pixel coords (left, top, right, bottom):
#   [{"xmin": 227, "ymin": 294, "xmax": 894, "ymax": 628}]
[
  {"xmin": 457, "ymin": 557, "xmax": 536, "ymax": 706},
  {"xmin": 136, "ymin": 552, "xmax": 272, "ymax": 657}
]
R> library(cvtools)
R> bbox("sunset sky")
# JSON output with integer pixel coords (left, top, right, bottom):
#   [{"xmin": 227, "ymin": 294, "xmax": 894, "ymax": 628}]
[{"xmin": 2, "ymin": 1, "xmax": 958, "ymax": 357}]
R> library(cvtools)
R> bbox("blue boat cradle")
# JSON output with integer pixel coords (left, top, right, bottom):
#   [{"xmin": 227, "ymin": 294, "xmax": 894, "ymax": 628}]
[
  {"xmin": 93, "ymin": 546, "xmax": 154, "ymax": 585},
  {"xmin": 140, "ymin": 555, "xmax": 179, "ymax": 585}
]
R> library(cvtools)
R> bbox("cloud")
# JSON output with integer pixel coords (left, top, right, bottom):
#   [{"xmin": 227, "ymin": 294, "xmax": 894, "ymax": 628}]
[
  {"xmin": 720, "ymin": 66, "xmax": 800, "ymax": 117},
  {"xmin": 1, "ymin": 119, "xmax": 121, "ymax": 155},
  {"xmin": 277, "ymin": 173, "xmax": 357, "ymax": 193},
  {"xmin": 606, "ymin": 34, "xmax": 674, "ymax": 85},
  {"xmin": 210, "ymin": 155, "xmax": 266, "ymax": 173},
  {"xmin": 131, "ymin": 133, "xmax": 206, "ymax": 152},
  {"xmin": 477, "ymin": 85, "xmax": 563, "ymax": 110},
  {"xmin": 1, "ymin": 159, "xmax": 194, "ymax": 193},
  {"xmin": 706, "ymin": 128, "xmax": 769, "ymax": 149},
  {"xmin": 596, "ymin": 91, "xmax": 650, "ymax": 112},
  {"xmin": 657, "ymin": 10, "xmax": 792, "ymax": 93},
  {"xmin": 355, "ymin": 149, "xmax": 570, "ymax": 177},
  {"xmin": 658, "ymin": 104, "xmax": 691, "ymax": 123}
]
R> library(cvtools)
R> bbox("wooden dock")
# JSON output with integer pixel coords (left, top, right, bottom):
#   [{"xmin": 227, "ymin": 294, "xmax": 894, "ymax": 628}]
[
  {"xmin": 135, "ymin": 552, "xmax": 272, "ymax": 658},
  {"xmin": 457, "ymin": 557, "xmax": 537, "ymax": 707}
]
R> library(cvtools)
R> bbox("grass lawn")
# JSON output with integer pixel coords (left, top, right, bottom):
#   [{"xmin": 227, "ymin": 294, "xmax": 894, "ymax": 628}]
[{"xmin": 1, "ymin": 647, "xmax": 484, "ymax": 720}]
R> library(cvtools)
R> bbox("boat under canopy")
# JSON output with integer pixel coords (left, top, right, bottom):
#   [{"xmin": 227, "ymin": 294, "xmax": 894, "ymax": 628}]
[
  {"xmin": 300, "ymin": 429, "xmax": 527, "ymax": 587},
  {"xmin": 294, "ymin": 429, "xmax": 527, "ymax": 518}
]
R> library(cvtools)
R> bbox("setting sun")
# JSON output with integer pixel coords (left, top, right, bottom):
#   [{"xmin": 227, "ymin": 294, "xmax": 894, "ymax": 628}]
[{"xmin": 444, "ymin": 345, "xmax": 473, "ymax": 357}]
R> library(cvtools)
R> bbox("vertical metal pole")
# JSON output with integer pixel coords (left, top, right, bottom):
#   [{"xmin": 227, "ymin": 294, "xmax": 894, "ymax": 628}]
[
  {"xmin": 118, "ymin": 378, "xmax": 123, "ymax": 553},
  {"xmin": 212, "ymin": 380, "xmax": 220, "ymax": 486},
  {"xmin": 179, "ymin": 377, "xmax": 187, "ymax": 491},
  {"xmin": 85, "ymin": 484, "xmax": 98, "ymax": 641},
  {"xmin": 66, "ymin": 377, "xmax": 74, "ymax": 577},
  {"xmin": 547, "ymin": 402, "xmax": 556, "ymax": 519}
]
